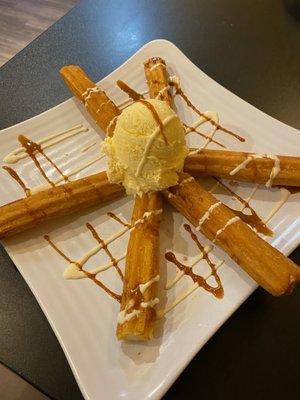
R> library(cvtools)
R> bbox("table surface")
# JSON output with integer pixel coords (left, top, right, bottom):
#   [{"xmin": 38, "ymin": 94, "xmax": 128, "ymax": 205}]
[{"xmin": 0, "ymin": 0, "xmax": 300, "ymax": 399}]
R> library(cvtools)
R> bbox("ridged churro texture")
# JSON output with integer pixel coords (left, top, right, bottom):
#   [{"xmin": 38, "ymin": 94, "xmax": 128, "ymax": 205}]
[
  {"xmin": 117, "ymin": 57, "xmax": 172, "ymax": 340},
  {"xmin": 60, "ymin": 65, "xmax": 120, "ymax": 135},
  {"xmin": 0, "ymin": 172, "xmax": 125, "ymax": 238},
  {"xmin": 116, "ymin": 193, "xmax": 162, "ymax": 340},
  {"xmin": 144, "ymin": 57, "xmax": 172, "ymax": 105},
  {"xmin": 147, "ymin": 59, "xmax": 300, "ymax": 296},
  {"xmin": 0, "ymin": 65, "xmax": 124, "ymax": 239},
  {"xmin": 184, "ymin": 149, "xmax": 300, "ymax": 187},
  {"xmin": 164, "ymin": 172, "xmax": 300, "ymax": 296}
]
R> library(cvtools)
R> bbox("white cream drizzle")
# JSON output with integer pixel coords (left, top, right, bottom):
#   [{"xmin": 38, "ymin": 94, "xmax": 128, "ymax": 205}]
[
  {"xmin": 18, "ymin": 76, "xmax": 288, "ymax": 325},
  {"xmin": 155, "ymin": 85, "xmax": 170, "ymax": 99},
  {"xmin": 96, "ymin": 100, "xmax": 113, "ymax": 113},
  {"xmin": 168, "ymin": 75, "xmax": 180, "ymax": 86},
  {"xmin": 138, "ymin": 275, "xmax": 160, "ymax": 294},
  {"xmin": 63, "ymin": 226, "xmax": 129, "ymax": 278},
  {"xmin": 8, "ymin": 65, "xmax": 290, "ymax": 328},
  {"xmin": 229, "ymin": 154, "xmax": 280, "ymax": 187},
  {"xmin": 263, "ymin": 188, "xmax": 290, "ymax": 224},
  {"xmin": 266, "ymin": 155, "xmax": 280, "ymax": 187},
  {"xmin": 106, "ymin": 115, "xmax": 118, "ymax": 135},
  {"xmin": 140, "ymin": 298, "xmax": 159, "ymax": 308},
  {"xmin": 229, "ymin": 153, "xmax": 264, "ymax": 176},
  {"xmin": 164, "ymin": 283, "xmax": 199, "ymax": 317},
  {"xmin": 199, "ymin": 112, "xmax": 220, "ymax": 150},
  {"xmin": 165, "ymin": 245, "xmax": 213, "ymax": 290},
  {"xmin": 117, "ymin": 90, "xmax": 149, "ymax": 110},
  {"xmin": 64, "ymin": 254, "xmax": 126, "ymax": 279},
  {"xmin": 3, "ymin": 124, "xmax": 88, "ymax": 164},
  {"xmin": 117, "ymin": 295, "xmax": 159, "ymax": 325},
  {"xmin": 118, "ymin": 288, "xmax": 160, "ymax": 326},
  {"xmin": 229, "ymin": 155, "xmax": 254, "ymax": 176},
  {"xmin": 118, "ymin": 98, "xmax": 134, "ymax": 109},
  {"xmin": 134, "ymin": 209, "xmax": 163, "ymax": 226},
  {"xmin": 118, "ymin": 300, "xmax": 140, "ymax": 324},
  {"xmin": 213, "ymin": 216, "xmax": 240, "ymax": 243},
  {"xmin": 30, "ymin": 155, "xmax": 105, "ymax": 194},
  {"xmin": 82, "ymin": 86, "xmax": 101, "ymax": 102},
  {"xmin": 240, "ymin": 183, "xmax": 259, "ymax": 211},
  {"xmin": 120, "ymin": 182, "xmax": 291, "ymax": 322},
  {"xmin": 135, "ymin": 114, "xmax": 177, "ymax": 176},
  {"xmin": 118, "ymin": 308, "xmax": 140, "ymax": 324},
  {"xmin": 180, "ymin": 176, "xmax": 194, "ymax": 185},
  {"xmin": 158, "ymin": 259, "xmax": 224, "ymax": 318},
  {"xmin": 166, "ymin": 191, "xmax": 175, "ymax": 199},
  {"xmin": 185, "ymin": 111, "xmax": 219, "ymax": 142},
  {"xmin": 64, "ymin": 209, "xmax": 162, "ymax": 278},
  {"xmin": 149, "ymin": 62, "xmax": 166, "ymax": 72},
  {"xmin": 143, "ymin": 209, "xmax": 162, "ymax": 218},
  {"xmin": 196, "ymin": 202, "xmax": 222, "ymax": 231}
]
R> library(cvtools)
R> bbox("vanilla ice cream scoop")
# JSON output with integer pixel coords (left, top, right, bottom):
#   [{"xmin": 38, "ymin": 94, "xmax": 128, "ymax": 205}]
[{"xmin": 101, "ymin": 99, "xmax": 188, "ymax": 195}]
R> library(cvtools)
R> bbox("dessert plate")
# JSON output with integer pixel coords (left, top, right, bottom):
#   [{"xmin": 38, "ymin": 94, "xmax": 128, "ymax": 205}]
[{"xmin": 1, "ymin": 40, "xmax": 300, "ymax": 400}]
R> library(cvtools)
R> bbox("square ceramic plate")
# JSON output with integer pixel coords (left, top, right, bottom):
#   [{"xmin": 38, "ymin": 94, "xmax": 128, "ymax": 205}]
[{"xmin": 1, "ymin": 40, "xmax": 300, "ymax": 400}]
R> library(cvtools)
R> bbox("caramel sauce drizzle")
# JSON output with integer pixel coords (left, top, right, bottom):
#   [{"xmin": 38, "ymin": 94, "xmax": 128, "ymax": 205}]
[
  {"xmin": 214, "ymin": 178, "xmax": 272, "ymax": 236},
  {"xmin": 138, "ymin": 100, "xmax": 169, "ymax": 145},
  {"xmin": 183, "ymin": 122, "xmax": 226, "ymax": 148},
  {"xmin": 124, "ymin": 286, "xmax": 144, "ymax": 317},
  {"xmin": 86, "ymin": 223, "xmax": 123, "ymax": 281},
  {"xmin": 6, "ymin": 67, "xmax": 289, "ymax": 316},
  {"xmin": 107, "ymin": 212, "xmax": 131, "ymax": 228},
  {"xmin": 165, "ymin": 224, "xmax": 224, "ymax": 299},
  {"xmin": 117, "ymin": 79, "xmax": 168, "ymax": 144},
  {"xmin": 169, "ymin": 82, "xmax": 245, "ymax": 143},
  {"xmin": 80, "ymin": 141, "xmax": 97, "ymax": 153},
  {"xmin": 18, "ymin": 135, "xmax": 69, "ymax": 186},
  {"xmin": 44, "ymin": 234, "xmax": 121, "ymax": 302},
  {"xmin": 116, "ymin": 80, "xmax": 144, "ymax": 101},
  {"xmin": 119, "ymin": 274, "xmax": 159, "ymax": 322},
  {"xmin": 2, "ymin": 166, "xmax": 31, "ymax": 197}
]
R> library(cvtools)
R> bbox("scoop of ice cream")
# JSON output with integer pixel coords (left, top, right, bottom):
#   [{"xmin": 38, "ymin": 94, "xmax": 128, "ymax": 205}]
[{"xmin": 101, "ymin": 99, "xmax": 188, "ymax": 195}]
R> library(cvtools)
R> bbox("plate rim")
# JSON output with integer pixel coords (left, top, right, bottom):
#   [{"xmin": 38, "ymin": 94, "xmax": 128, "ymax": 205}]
[{"xmin": 1, "ymin": 39, "xmax": 299, "ymax": 136}]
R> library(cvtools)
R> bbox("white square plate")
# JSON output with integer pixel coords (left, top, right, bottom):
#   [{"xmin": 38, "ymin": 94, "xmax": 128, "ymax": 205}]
[{"xmin": 1, "ymin": 40, "xmax": 300, "ymax": 400}]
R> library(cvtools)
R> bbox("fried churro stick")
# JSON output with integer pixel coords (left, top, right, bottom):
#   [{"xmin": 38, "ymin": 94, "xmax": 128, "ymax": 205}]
[
  {"xmin": 0, "ymin": 172, "xmax": 125, "ymax": 238},
  {"xmin": 0, "ymin": 66, "xmax": 124, "ymax": 238},
  {"xmin": 61, "ymin": 63, "xmax": 164, "ymax": 339},
  {"xmin": 145, "ymin": 59, "xmax": 300, "ymax": 295},
  {"xmin": 116, "ymin": 194, "xmax": 162, "ymax": 340},
  {"xmin": 185, "ymin": 149, "xmax": 300, "ymax": 187},
  {"xmin": 163, "ymin": 172, "xmax": 300, "ymax": 296},
  {"xmin": 144, "ymin": 57, "xmax": 172, "ymax": 104},
  {"xmin": 60, "ymin": 65, "xmax": 120, "ymax": 136},
  {"xmin": 117, "ymin": 58, "xmax": 171, "ymax": 340}
]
